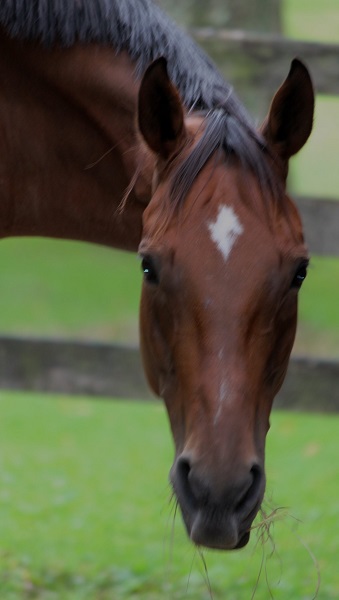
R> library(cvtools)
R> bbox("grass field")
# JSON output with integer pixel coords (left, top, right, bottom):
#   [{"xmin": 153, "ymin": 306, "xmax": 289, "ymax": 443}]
[
  {"xmin": 1, "ymin": 396, "xmax": 338, "ymax": 599},
  {"xmin": 0, "ymin": 1, "xmax": 339, "ymax": 599}
]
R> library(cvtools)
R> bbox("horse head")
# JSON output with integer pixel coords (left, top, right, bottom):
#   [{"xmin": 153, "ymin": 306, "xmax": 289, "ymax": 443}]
[{"xmin": 137, "ymin": 58, "xmax": 314, "ymax": 550}]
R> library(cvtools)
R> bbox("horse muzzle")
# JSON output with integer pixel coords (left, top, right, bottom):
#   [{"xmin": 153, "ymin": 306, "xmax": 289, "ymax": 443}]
[{"xmin": 170, "ymin": 454, "xmax": 265, "ymax": 550}]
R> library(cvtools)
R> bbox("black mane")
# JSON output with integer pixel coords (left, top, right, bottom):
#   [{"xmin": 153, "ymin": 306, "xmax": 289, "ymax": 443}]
[
  {"xmin": 0, "ymin": 0, "xmax": 277, "ymax": 204},
  {"xmin": 0, "ymin": 0, "xmax": 246, "ymax": 116}
]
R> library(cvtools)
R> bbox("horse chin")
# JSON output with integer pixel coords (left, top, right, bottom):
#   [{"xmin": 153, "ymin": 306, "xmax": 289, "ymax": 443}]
[{"xmin": 180, "ymin": 507, "xmax": 255, "ymax": 551}]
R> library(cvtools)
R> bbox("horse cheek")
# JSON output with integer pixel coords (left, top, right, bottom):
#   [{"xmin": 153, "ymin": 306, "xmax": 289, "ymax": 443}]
[
  {"xmin": 266, "ymin": 297, "xmax": 298, "ymax": 396},
  {"xmin": 139, "ymin": 288, "xmax": 174, "ymax": 397}
]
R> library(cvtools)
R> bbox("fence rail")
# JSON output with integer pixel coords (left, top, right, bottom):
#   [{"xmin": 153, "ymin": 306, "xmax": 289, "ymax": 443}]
[
  {"xmin": 191, "ymin": 29, "xmax": 339, "ymax": 95},
  {"xmin": 1, "ymin": 335, "xmax": 339, "ymax": 413},
  {"xmin": 0, "ymin": 336, "xmax": 149, "ymax": 400}
]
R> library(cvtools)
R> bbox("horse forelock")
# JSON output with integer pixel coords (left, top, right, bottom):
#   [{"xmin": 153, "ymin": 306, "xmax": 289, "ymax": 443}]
[{"xmin": 169, "ymin": 108, "xmax": 284, "ymax": 219}]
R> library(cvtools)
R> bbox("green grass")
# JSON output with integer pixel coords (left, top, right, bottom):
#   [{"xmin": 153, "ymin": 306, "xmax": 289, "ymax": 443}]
[
  {"xmin": 0, "ymin": 239, "xmax": 141, "ymax": 343},
  {"xmin": 0, "ymin": 394, "xmax": 338, "ymax": 599},
  {"xmin": 284, "ymin": 0, "xmax": 339, "ymax": 43},
  {"xmin": 294, "ymin": 256, "xmax": 339, "ymax": 357},
  {"xmin": 289, "ymin": 95, "xmax": 339, "ymax": 201}
]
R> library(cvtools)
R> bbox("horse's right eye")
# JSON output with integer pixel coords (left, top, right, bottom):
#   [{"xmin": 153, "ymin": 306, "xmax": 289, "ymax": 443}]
[
  {"xmin": 141, "ymin": 256, "xmax": 159, "ymax": 284},
  {"xmin": 291, "ymin": 261, "xmax": 308, "ymax": 289}
]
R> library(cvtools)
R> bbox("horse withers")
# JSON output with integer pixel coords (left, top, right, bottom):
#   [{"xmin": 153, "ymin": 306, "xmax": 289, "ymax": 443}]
[{"xmin": 137, "ymin": 58, "xmax": 313, "ymax": 549}]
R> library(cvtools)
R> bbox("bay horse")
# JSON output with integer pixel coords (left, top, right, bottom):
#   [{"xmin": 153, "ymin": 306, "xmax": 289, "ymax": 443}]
[{"xmin": 0, "ymin": 0, "xmax": 314, "ymax": 550}]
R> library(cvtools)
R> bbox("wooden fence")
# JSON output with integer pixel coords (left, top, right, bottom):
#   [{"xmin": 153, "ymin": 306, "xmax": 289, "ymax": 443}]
[{"xmin": 1, "ymin": 29, "xmax": 339, "ymax": 412}]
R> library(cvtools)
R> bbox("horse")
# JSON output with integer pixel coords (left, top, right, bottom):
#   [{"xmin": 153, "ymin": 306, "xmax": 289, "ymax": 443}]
[{"xmin": 0, "ymin": 0, "xmax": 314, "ymax": 550}]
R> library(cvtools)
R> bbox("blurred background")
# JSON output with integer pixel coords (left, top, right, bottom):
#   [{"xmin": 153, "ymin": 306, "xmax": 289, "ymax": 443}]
[{"xmin": 0, "ymin": 1, "xmax": 338, "ymax": 599}]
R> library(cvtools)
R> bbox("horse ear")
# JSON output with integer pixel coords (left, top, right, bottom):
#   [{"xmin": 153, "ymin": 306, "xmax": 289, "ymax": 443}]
[
  {"xmin": 260, "ymin": 59, "xmax": 314, "ymax": 170},
  {"xmin": 138, "ymin": 57, "xmax": 186, "ymax": 160}
]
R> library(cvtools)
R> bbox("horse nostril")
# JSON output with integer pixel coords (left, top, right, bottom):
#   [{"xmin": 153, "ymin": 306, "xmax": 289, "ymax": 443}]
[
  {"xmin": 176, "ymin": 456, "xmax": 190, "ymax": 491},
  {"xmin": 173, "ymin": 456, "xmax": 264, "ymax": 520},
  {"xmin": 174, "ymin": 456, "xmax": 208, "ymax": 510},
  {"xmin": 235, "ymin": 463, "xmax": 263, "ymax": 515},
  {"xmin": 174, "ymin": 456, "xmax": 195, "ymax": 508},
  {"xmin": 250, "ymin": 463, "xmax": 263, "ymax": 493}
]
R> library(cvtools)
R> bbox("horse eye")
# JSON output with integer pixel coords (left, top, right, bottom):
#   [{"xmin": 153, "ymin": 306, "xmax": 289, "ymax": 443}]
[
  {"xmin": 141, "ymin": 256, "xmax": 159, "ymax": 284},
  {"xmin": 291, "ymin": 262, "xmax": 308, "ymax": 289}
]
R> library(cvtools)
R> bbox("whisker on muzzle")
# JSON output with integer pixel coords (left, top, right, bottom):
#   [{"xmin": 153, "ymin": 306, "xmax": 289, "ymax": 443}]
[
  {"xmin": 165, "ymin": 490, "xmax": 215, "ymax": 599},
  {"xmin": 197, "ymin": 547, "xmax": 214, "ymax": 600},
  {"xmin": 162, "ymin": 488, "xmax": 180, "ymax": 594}
]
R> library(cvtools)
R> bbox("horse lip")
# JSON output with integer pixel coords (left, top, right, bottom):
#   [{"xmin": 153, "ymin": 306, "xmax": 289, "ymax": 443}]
[
  {"xmin": 239, "ymin": 498, "xmax": 262, "ymax": 528},
  {"xmin": 234, "ymin": 530, "xmax": 251, "ymax": 549},
  {"xmin": 175, "ymin": 501, "xmax": 256, "ymax": 550},
  {"xmin": 189, "ymin": 510, "xmax": 240, "ymax": 550},
  {"xmin": 172, "ymin": 489, "xmax": 261, "ymax": 550}
]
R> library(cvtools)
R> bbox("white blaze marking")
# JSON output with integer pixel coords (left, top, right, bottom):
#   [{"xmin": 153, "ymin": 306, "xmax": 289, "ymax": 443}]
[
  {"xmin": 214, "ymin": 379, "xmax": 229, "ymax": 425},
  {"xmin": 208, "ymin": 205, "xmax": 244, "ymax": 261}
]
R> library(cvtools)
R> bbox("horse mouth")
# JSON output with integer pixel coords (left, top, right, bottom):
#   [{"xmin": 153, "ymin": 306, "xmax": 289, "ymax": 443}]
[
  {"xmin": 183, "ymin": 504, "xmax": 260, "ymax": 550},
  {"xmin": 170, "ymin": 460, "xmax": 264, "ymax": 550}
]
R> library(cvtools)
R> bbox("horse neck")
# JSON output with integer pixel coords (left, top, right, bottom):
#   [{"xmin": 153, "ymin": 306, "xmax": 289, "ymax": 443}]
[{"xmin": 0, "ymin": 32, "xmax": 152, "ymax": 251}]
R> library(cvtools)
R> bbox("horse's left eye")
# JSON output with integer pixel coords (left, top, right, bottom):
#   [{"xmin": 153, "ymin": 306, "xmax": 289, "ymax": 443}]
[
  {"xmin": 291, "ymin": 262, "xmax": 308, "ymax": 289},
  {"xmin": 141, "ymin": 256, "xmax": 159, "ymax": 285}
]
